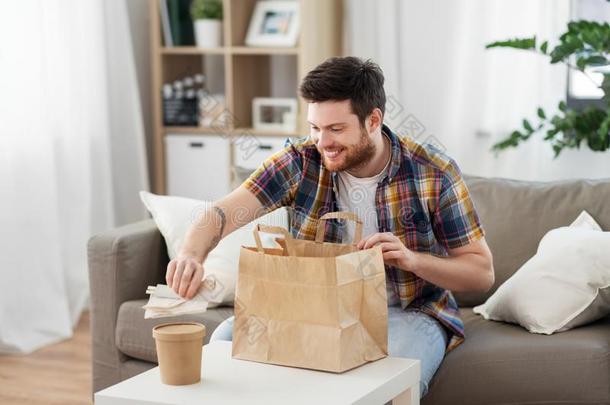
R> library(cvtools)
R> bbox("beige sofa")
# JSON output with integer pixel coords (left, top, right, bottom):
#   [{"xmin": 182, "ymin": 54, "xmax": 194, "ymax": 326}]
[{"xmin": 88, "ymin": 175, "xmax": 610, "ymax": 404}]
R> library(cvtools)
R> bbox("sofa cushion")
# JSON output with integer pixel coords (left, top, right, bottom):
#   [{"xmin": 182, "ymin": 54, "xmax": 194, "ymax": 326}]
[
  {"xmin": 456, "ymin": 176, "xmax": 610, "ymax": 307},
  {"xmin": 422, "ymin": 308, "xmax": 610, "ymax": 405},
  {"xmin": 473, "ymin": 212, "xmax": 610, "ymax": 334},
  {"xmin": 116, "ymin": 299, "xmax": 233, "ymax": 363}
]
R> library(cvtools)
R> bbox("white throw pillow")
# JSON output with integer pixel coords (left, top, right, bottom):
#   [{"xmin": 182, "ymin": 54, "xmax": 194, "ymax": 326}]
[
  {"xmin": 473, "ymin": 210, "xmax": 610, "ymax": 334},
  {"xmin": 140, "ymin": 191, "xmax": 289, "ymax": 307}
]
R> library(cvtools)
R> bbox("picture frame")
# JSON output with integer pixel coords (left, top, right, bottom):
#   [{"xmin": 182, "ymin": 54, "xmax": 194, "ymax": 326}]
[
  {"xmin": 245, "ymin": 1, "xmax": 300, "ymax": 47},
  {"xmin": 252, "ymin": 97, "xmax": 298, "ymax": 132}
]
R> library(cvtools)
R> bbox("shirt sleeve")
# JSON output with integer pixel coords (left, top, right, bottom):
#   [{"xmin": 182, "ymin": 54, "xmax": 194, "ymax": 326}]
[
  {"xmin": 242, "ymin": 141, "xmax": 302, "ymax": 214},
  {"xmin": 432, "ymin": 158, "xmax": 485, "ymax": 249}
]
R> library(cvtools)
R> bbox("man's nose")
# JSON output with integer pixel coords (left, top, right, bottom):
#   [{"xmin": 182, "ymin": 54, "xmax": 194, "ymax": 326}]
[{"xmin": 316, "ymin": 130, "xmax": 333, "ymax": 149}]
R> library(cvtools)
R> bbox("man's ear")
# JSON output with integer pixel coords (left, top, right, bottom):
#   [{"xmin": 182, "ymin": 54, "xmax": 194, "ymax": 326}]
[{"xmin": 367, "ymin": 108, "xmax": 383, "ymax": 133}]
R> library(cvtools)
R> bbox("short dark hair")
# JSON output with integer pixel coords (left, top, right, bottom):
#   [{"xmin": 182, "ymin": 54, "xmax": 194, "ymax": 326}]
[{"xmin": 299, "ymin": 56, "xmax": 386, "ymax": 127}]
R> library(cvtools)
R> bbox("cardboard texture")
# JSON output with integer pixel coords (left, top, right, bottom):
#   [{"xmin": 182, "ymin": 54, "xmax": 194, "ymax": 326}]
[
  {"xmin": 152, "ymin": 322, "xmax": 206, "ymax": 385},
  {"xmin": 232, "ymin": 212, "xmax": 388, "ymax": 373}
]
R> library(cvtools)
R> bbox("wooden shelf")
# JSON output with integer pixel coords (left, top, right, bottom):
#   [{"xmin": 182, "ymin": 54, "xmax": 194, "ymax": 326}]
[
  {"xmin": 150, "ymin": 0, "xmax": 342, "ymax": 194},
  {"xmin": 161, "ymin": 46, "xmax": 227, "ymax": 55},
  {"xmin": 232, "ymin": 128, "xmax": 303, "ymax": 137},
  {"xmin": 162, "ymin": 126, "xmax": 230, "ymax": 134},
  {"xmin": 163, "ymin": 126, "xmax": 302, "ymax": 138},
  {"xmin": 231, "ymin": 46, "xmax": 299, "ymax": 55},
  {"xmin": 161, "ymin": 46, "xmax": 299, "ymax": 56}
]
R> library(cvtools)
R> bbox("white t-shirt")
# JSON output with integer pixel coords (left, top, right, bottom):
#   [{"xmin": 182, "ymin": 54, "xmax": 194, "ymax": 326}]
[
  {"xmin": 335, "ymin": 163, "xmax": 388, "ymax": 243},
  {"xmin": 335, "ymin": 148, "xmax": 400, "ymax": 306}
]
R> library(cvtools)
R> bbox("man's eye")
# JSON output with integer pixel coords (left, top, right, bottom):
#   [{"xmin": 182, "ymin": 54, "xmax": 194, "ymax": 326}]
[{"xmin": 331, "ymin": 128, "xmax": 341, "ymax": 133}]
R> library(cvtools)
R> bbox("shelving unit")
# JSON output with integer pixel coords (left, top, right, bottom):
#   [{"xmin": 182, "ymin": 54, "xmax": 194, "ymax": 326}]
[{"xmin": 149, "ymin": 0, "xmax": 342, "ymax": 196}]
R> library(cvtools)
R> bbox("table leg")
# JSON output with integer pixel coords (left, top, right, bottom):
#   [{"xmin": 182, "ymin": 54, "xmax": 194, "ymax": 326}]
[{"xmin": 392, "ymin": 384, "xmax": 419, "ymax": 405}]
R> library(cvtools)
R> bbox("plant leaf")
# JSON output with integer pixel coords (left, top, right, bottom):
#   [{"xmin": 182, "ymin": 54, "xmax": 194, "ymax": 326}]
[
  {"xmin": 486, "ymin": 36, "xmax": 536, "ymax": 50},
  {"xmin": 602, "ymin": 74, "xmax": 610, "ymax": 105},
  {"xmin": 537, "ymin": 107, "xmax": 546, "ymax": 119},
  {"xmin": 595, "ymin": 113, "xmax": 610, "ymax": 150},
  {"xmin": 544, "ymin": 128, "xmax": 559, "ymax": 140},
  {"xmin": 585, "ymin": 55, "xmax": 609, "ymax": 66}
]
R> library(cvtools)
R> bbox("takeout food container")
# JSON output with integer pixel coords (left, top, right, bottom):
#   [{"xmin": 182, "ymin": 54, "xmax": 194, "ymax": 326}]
[{"xmin": 152, "ymin": 322, "xmax": 206, "ymax": 385}]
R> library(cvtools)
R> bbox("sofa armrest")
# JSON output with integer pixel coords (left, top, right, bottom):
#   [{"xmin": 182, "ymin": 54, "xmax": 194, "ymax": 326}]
[{"xmin": 87, "ymin": 219, "xmax": 168, "ymax": 392}]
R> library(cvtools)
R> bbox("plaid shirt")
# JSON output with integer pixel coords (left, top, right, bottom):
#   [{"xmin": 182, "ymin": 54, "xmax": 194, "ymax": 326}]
[{"xmin": 243, "ymin": 124, "xmax": 485, "ymax": 353}]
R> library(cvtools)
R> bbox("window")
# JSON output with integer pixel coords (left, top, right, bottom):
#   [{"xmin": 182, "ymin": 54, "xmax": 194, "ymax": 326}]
[{"xmin": 567, "ymin": 0, "xmax": 610, "ymax": 108}]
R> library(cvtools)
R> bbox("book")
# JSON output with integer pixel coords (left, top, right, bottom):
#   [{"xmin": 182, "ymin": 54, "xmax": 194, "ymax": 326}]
[
  {"xmin": 159, "ymin": 0, "xmax": 173, "ymax": 47},
  {"xmin": 167, "ymin": 0, "xmax": 195, "ymax": 46}
]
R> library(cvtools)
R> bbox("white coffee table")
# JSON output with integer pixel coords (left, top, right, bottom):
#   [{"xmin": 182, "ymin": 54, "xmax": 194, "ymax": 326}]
[{"xmin": 95, "ymin": 341, "xmax": 420, "ymax": 405}]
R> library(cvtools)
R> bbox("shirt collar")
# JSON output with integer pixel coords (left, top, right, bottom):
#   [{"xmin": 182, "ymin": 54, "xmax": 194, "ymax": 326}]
[{"xmin": 382, "ymin": 124, "xmax": 403, "ymax": 182}]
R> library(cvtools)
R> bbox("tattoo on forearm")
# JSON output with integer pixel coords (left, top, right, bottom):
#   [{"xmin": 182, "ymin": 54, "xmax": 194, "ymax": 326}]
[{"xmin": 208, "ymin": 206, "xmax": 226, "ymax": 252}]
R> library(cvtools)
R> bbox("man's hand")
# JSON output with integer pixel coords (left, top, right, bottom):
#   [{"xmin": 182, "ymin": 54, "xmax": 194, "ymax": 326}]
[
  {"xmin": 166, "ymin": 254, "xmax": 205, "ymax": 299},
  {"xmin": 357, "ymin": 232, "xmax": 418, "ymax": 273},
  {"xmin": 164, "ymin": 185, "xmax": 266, "ymax": 300},
  {"xmin": 359, "ymin": 232, "xmax": 495, "ymax": 292}
]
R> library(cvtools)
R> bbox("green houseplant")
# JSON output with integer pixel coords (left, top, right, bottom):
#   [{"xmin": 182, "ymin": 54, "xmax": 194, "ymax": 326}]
[
  {"xmin": 190, "ymin": 0, "xmax": 223, "ymax": 48},
  {"xmin": 487, "ymin": 20, "xmax": 610, "ymax": 157}
]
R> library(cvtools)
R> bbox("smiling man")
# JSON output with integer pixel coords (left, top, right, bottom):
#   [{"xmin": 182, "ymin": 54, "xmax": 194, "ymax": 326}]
[{"xmin": 166, "ymin": 56, "xmax": 494, "ymax": 398}]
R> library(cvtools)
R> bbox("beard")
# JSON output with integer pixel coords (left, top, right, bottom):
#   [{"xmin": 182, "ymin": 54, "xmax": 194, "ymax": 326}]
[{"xmin": 318, "ymin": 127, "xmax": 376, "ymax": 172}]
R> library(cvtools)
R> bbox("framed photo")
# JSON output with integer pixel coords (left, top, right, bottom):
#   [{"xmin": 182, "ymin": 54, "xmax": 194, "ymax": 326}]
[
  {"xmin": 252, "ymin": 97, "xmax": 298, "ymax": 132},
  {"xmin": 245, "ymin": 1, "xmax": 300, "ymax": 47}
]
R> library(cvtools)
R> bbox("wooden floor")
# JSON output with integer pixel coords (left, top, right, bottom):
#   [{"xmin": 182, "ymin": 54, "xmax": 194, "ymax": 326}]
[{"xmin": 0, "ymin": 311, "xmax": 92, "ymax": 405}]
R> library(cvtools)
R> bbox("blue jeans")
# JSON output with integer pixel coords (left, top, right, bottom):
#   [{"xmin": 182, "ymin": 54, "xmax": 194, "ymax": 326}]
[{"xmin": 210, "ymin": 305, "xmax": 448, "ymax": 398}]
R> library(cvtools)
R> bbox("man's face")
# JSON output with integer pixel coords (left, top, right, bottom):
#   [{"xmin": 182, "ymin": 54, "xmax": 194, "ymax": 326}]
[{"xmin": 307, "ymin": 100, "xmax": 376, "ymax": 172}]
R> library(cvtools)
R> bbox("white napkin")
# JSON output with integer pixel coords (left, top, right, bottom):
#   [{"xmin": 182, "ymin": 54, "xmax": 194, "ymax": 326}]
[{"xmin": 143, "ymin": 277, "xmax": 220, "ymax": 319}]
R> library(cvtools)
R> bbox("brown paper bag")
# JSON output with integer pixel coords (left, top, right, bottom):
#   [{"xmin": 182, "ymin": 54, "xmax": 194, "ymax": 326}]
[{"xmin": 232, "ymin": 211, "xmax": 388, "ymax": 373}]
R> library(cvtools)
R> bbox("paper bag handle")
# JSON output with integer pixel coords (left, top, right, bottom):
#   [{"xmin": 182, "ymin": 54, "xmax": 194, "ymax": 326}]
[
  {"xmin": 253, "ymin": 224, "xmax": 294, "ymax": 255},
  {"xmin": 315, "ymin": 211, "xmax": 363, "ymax": 244}
]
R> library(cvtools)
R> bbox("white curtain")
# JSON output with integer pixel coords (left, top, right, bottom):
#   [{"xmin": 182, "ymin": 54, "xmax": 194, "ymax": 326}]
[
  {"xmin": 0, "ymin": 0, "xmax": 149, "ymax": 354},
  {"xmin": 345, "ymin": 0, "xmax": 610, "ymax": 181}
]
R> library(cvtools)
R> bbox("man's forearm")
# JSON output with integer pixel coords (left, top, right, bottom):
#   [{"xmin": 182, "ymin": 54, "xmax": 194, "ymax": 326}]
[
  {"xmin": 178, "ymin": 206, "xmax": 227, "ymax": 262},
  {"xmin": 409, "ymin": 251, "xmax": 494, "ymax": 293}
]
